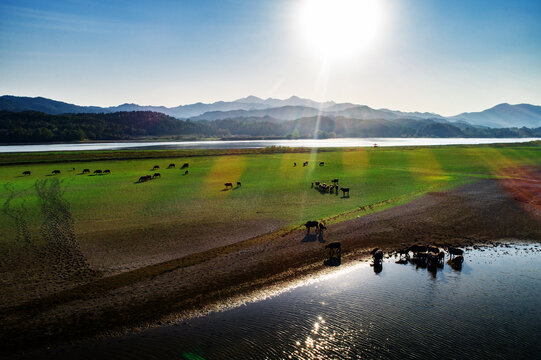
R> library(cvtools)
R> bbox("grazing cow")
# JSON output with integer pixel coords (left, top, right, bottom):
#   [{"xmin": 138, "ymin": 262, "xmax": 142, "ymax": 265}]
[
  {"xmin": 294, "ymin": 162, "xmax": 297, "ymax": 167},
  {"xmin": 325, "ymin": 242, "xmax": 341, "ymax": 258},
  {"xmin": 138, "ymin": 175, "xmax": 151, "ymax": 182},
  {"xmin": 448, "ymin": 247, "xmax": 464, "ymax": 258},
  {"xmin": 103, "ymin": 169, "xmax": 111, "ymax": 174},
  {"xmin": 152, "ymin": 165, "xmax": 160, "ymax": 170},
  {"xmin": 340, "ymin": 187, "xmax": 350, "ymax": 196},
  {"xmin": 237, "ymin": 181, "xmax": 242, "ymax": 187},
  {"xmin": 82, "ymin": 169, "xmax": 90, "ymax": 174},
  {"xmin": 319, "ymin": 162, "xmax": 325, "ymax": 166},
  {"xmin": 72, "ymin": 167, "xmax": 75, "ymax": 171},
  {"xmin": 305, "ymin": 220, "xmax": 319, "ymax": 233},
  {"xmin": 332, "ymin": 178, "xmax": 339, "ymax": 185},
  {"xmin": 52, "ymin": 170, "xmax": 60, "ymax": 174},
  {"xmin": 181, "ymin": 163, "xmax": 189, "ymax": 169},
  {"xmin": 153, "ymin": 173, "xmax": 161, "ymax": 178},
  {"xmin": 224, "ymin": 182, "xmax": 233, "ymax": 189},
  {"xmin": 167, "ymin": 163, "xmax": 175, "ymax": 169},
  {"xmin": 22, "ymin": 170, "xmax": 31, "ymax": 176},
  {"xmin": 94, "ymin": 170, "xmax": 102, "ymax": 174},
  {"xmin": 318, "ymin": 222, "xmax": 327, "ymax": 232},
  {"xmin": 184, "ymin": 170, "xmax": 189, "ymax": 175}
]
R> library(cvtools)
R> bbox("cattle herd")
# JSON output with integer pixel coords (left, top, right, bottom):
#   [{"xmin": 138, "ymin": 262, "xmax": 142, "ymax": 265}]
[
  {"xmin": 373, "ymin": 244, "xmax": 465, "ymax": 269},
  {"xmin": 138, "ymin": 162, "xmax": 189, "ymax": 182},
  {"xmin": 312, "ymin": 179, "xmax": 350, "ymax": 197}
]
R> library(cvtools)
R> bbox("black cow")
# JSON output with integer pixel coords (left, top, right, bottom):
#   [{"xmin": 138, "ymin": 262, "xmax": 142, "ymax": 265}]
[
  {"xmin": 408, "ymin": 244, "xmax": 428, "ymax": 255},
  {"xmin": 224, "ymin": 182, "xmax": 233, "ymax": 189},
  {"xmin": 184, "ymin": 170, "xmax": 189, "ymax": 175},
  {"xmin": 340, "ymin": 187, "xmax": 350, "ymax": 196},
  {"xmin": 82, "ymin": 169, "xmax": 90, "ymax": 174},
  {"xmin": 167, "ymin": 163, "xmax": 175, "ymax": 169},
  {"xmin": 138, "ymin": 175, "xmax": 151, "ymax": 182},
  {"xmin": 319, "ymin": 162, "xmax": 324, "ymax": 166},
  {"xmin": 303, "ymin": 161, "xmax": 308, "ymax": 167},
  {"xmin": 332, "ymin": 178, "xmax": 339, "ymax": 185},
  {"xmin": 52, "ymin": 170, "xmax": 61, "ymax": 175},
  {"xmin": 103, "ymin": 169, "xmax": 111, "ymax": 174},
  {"xmin": 237, "ymin": 181, "xmax": 242, "ymax": 187},
  {"xmin": 318, "ymin": 222, "xmax": 327, "ymax": 232},
  {"xmin": 94, "ymin": 170, "xmax": 102, "ymax": 174},
  {"xmin": 293, "ymin": 162, "xmax": 297, "ymax": 167},
  {"xmin": 181, "ymin": 163, "xmax": 189, "ymax": 169},
  {"xmin": 448, "ymin": 247, "xmax": 464, "ymax": 258},
  {"xmin": 372, "ymin": 249, "xmax": 384, "ymax": 263},
  {"xmin": 153, "ymin": 173, "xmax": 161, "ymax": 178},
  {"xmin": 152, "ymin": 165, "xmax": 160, "ymax": 170},
  {"xmin": 22, "ymin": 170, "xmax": 31, "ymax": 176},
  {"xmin": 305, "ymin": 220, "xmax": 319, "ymax": 233}
]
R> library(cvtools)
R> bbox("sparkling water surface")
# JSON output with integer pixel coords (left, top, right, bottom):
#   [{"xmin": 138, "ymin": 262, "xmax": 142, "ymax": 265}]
[
  {"xmin": 21, "ymin": 244, "xmax": 541, "ymax": 360},
  {"xmin": 1, "ymin": 138, "xmax": 539, "ymax": 153}
]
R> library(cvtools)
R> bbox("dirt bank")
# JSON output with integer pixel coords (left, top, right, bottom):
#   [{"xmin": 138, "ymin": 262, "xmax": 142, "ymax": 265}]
[{"xmin": 2, "ymin": 175, "xmax": 541, "ymax": 355}]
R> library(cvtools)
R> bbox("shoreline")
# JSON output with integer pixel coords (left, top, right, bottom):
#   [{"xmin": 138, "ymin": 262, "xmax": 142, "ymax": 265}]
[{"xmin": 2, "ymin": 175, "xmax": 541, "ymax": 356}]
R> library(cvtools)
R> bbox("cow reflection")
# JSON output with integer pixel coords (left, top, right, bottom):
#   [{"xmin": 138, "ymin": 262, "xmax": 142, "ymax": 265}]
[{"xmin": 324, "ymin": 242, "xmax": 341, "ymax": 266}]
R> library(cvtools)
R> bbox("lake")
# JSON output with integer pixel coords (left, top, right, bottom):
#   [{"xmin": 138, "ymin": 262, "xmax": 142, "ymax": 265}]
[
  {"xmin": 1, "ymin": 138, "xmax": 539, "ymax": 153},
  {"xmin": 20, "ymin": 243, "xmax": 541, "ymax": 360}
]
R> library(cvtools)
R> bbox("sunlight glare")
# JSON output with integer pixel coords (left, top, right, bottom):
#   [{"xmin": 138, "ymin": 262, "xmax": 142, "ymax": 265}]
[{"xmin": 299, "ymin": 0, "xmax": 382, "ymax": 59}]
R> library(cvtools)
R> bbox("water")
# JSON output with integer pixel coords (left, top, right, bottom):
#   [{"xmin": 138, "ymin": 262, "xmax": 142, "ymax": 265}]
[
  {"xmin": 1, "ymin": 138, "xmax": 539, "ymax": 153},
  {"xmin": 22, "ymin": 244, "xmax": 541, "ymax": 360}
]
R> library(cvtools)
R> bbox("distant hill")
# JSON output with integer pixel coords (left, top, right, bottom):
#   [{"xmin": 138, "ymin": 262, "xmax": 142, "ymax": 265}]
[
  {"xmin": 1, "ymin": 95, "xmax": 540, "ymax": 129},
  {"xmin": 450, "ymin": 103, "xmax": 541, "ymax": 128}
]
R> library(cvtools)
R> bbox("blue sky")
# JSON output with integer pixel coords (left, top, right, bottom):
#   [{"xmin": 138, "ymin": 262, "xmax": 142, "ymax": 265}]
[{"xmin": 0, "ymin": 0, "xmax": 539, "ymax": 115}]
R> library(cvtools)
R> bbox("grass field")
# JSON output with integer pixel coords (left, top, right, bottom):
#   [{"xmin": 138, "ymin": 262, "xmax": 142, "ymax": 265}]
[
  {"xmin": 1, "ymin": 142, "xmax": 540, "ymax": 351},
  {"xmin": 1, "ymin": 143, "xmax": 540, "ymax": 273}
]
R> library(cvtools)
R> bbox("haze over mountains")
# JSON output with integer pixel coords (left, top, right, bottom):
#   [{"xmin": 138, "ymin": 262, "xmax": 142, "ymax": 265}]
[{"xmin": 1, "ymin": 95, "xmax": 540, "ymax": 129}]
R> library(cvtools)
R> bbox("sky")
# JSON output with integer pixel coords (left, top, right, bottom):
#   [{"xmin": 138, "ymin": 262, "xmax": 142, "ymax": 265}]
[{"xmin": 0, "ymin": 0, "xmax": 540, "ymax": 116}]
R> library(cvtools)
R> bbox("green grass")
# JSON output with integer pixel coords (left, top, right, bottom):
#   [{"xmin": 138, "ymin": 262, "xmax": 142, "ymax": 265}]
[{"xmin": 1, "ymin": 143, "xmax": 540, "ymax": 251}]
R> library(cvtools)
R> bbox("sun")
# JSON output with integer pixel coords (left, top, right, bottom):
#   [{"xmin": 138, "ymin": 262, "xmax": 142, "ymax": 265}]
[{"xmin": 299, "ymin": 0, "xmax": 382, "ymax": 60}]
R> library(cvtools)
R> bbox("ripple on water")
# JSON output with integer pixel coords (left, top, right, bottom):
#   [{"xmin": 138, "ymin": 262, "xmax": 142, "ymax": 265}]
[{"xmin": 18, "ymin": 244, "xmax": 541, "ymax": 360}]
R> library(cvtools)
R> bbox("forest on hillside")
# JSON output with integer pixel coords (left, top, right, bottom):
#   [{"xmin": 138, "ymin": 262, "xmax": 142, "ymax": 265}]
[{"xmin": 1, "ymin": 111, "xmax": 540, "ymax": 143}]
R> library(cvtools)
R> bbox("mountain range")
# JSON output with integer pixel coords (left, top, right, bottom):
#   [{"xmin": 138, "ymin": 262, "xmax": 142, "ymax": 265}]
[{"xmin": 1, "ymin": 95, "xmax": 540, "ymax": 129}]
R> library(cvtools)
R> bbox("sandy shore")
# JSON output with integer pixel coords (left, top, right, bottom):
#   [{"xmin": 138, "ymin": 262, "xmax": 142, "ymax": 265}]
[{"xmin": 2, "ymin": 172, "xmax": 540, "ymax": 355}]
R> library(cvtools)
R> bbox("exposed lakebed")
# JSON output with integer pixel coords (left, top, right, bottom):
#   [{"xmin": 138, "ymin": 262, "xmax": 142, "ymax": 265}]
[{"xmin": 20, "ymin": 243, "xmax": 541, "ymax": 360}]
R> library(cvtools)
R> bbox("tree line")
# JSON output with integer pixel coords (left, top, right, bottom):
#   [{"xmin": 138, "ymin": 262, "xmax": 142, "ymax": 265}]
[{"xmin": 1, "ymin": 110, "xmax": 539, "ymax": 143}]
